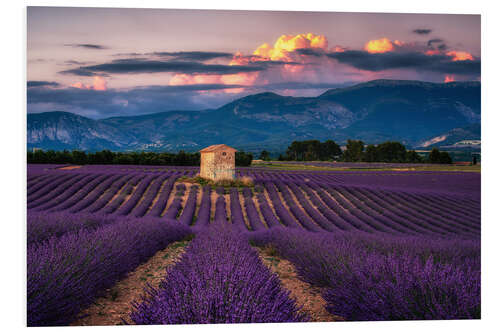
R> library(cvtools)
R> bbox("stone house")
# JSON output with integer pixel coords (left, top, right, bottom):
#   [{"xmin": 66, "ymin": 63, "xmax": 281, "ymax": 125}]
[{"xmin": 199, "ymin": 144, "xmax": 237, "ymax": 181}]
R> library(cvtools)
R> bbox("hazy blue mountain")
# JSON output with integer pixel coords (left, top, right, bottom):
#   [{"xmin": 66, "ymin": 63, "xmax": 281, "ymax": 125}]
[
  {"xmin": 27, "ymin": 80, "xmax": 481, "ymax": 152},
  {"xmin": 416, "ymin": 123, "xmax": 481, "ymax": 149},
  {"xmin": 27, "ymin": 111, "xmax": 132, "ymax": 151}
]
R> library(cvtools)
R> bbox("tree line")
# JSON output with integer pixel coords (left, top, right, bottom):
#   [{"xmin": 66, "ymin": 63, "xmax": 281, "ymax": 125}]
[
  {"xmin": 27, "ymin": 149, "xmax": 254, "ymax": 167},
  {"xmin": 263, "ymin": 139, "xmax": 452, "ymax": 164}
]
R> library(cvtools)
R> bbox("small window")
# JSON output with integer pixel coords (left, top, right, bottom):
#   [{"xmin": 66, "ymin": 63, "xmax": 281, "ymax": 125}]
[{"xmin": 222, "ymin": 152, "xmax": 227, "ymax": 156}]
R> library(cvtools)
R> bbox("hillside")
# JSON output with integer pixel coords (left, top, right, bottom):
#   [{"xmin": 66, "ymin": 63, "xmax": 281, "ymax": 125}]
[{"xmin": 27, "ymin": 79, "xmax": 481, "ymax": 152}]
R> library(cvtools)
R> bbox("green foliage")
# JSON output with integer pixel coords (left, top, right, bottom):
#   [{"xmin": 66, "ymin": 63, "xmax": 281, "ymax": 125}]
[
  {"xmin": 27, "ymin": 149, "xmax": 202, "ymax": 166},
  {"xmin": 426, "ymin": 149, "xmax": 452, "ymax": 164},
  {"xmin": 342, "ymin": 140, "xmax": 365, "ymax": 162},
  {"xmin": 363, "ymin": 144, "xmax": 379, "ymax": 162},
  {"xmin": 259, "ymin": 150, "xmax": 271, "ymax": 161},
  {"xmin": 285, "ymin": 140, "xmax": 341, "ymax": 161},
  {"xmin": 235, "ymin": 151, "xmax": 253, "ymax": 166},
  {"xmin": 427, "ymin": 148, "xmax": 452, "ymax": 164},
  {"xmin": 406, "ymin": 150, "xmax": 424, "ymax": 163},
  {"xmin": 179, "ymin": 176, "xmax": 254, "ymax": 189},
  {"xmin": 375, "ymin": 141, "xmax": 407, "ymax": 162}
]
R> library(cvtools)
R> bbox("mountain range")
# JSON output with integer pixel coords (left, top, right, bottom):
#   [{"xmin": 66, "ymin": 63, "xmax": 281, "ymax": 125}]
[{"xmin": 27, "ymin": 79, "xmax": 481, "ymax": 153}]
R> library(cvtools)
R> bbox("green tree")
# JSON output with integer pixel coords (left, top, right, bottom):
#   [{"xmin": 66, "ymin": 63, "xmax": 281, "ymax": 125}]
[
  {"xmin": 236, "ymin": 151, "xmax": 253, "ymax": 166},
  {"xmin": 428, "ymin": 148, "xmax": 442, "ymax": 164},
  {"xmin": 342, "ymin": 140, "xmax": 365, "ymax": 162},
  {"xmin": 376, "ymin": 141, "xmax": 407, "ymax": 162},
  {"xmin": 363, "ymin": 144, "xmax": 379, "ymax": 162},
  {"xmin": 406, "ymin": 150, "xmax": 423, "ymax": 163},
  {"xmin": 320, "ymin": 140, "xmax": 342, "ymax": 160},
  {"xmin": 71, "ymin": 150, "xmax": 87, "ymax": 165},
  {"xmin": 259, "ymin": 150, "xmax": 271, "ymax": 161},
  {"xmin": 439, "ymin": 151, "xmax": 453, "ymax": 164}
]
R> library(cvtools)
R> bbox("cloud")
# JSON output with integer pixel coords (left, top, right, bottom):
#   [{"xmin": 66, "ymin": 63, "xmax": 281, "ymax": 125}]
[
  {"xmin": 427, "ymin": 39, "xmax": 444, "ymax": 47},
  {"xmin": 146, "ymin": 51, "xmax": 234, "ymax": 61},
  {"xmin": 64, "ymin": 60, "xmax": 92, "ymax": 65},
  {"xmin": 256, "ymin": 81, "xmax": 353, "ymax": 90},
  {"xmin": 364, "ymin": 38, "xmax": 395, "ymax": 54},
  {"xmin": 327, "ymin": 50, "xmax": 480, "ymax": 75},
  {"xmin": 133, "ymin": 83, "xmax": 246, "ymax": 93},
  {"xmin": 294, "ymin": 48, "xmax": 326, "ymax": 57},
  {"xmin": 252, "ymin": 33, "xmax": 328, "ymax": 61},
  {"xmin": 112, "ymin": 51, "xmax": 234, "ymax": 62},
  {"xmin": 59, "ymin": 68, "xmax": 104, "ymax": 77},
  {"xmin": 446, "ymin": 50, "xmax": 474, "ymax": 61},
  {"xmin": 444, "ymin": 75, "xmax": 455, "ymax": 83},
  {"xmin": 64, "ymin": 43, "xmax": 107, "ymax": 49},
  {"xmin": 27, "ymin": 81, "xmax": 60, "ymax": 88},
  {"xmin": 70, "ymin": 76, "xmax": 108, "ymax": 91},
  {"xmin": 27, "ymin": 83, "xmax": 249, "ymax": 118},
  {"xmin": 62, "ymin": 59, "xmax": 266, "ymax": 76},
  {"xmin": 413, "ymin": 28, "xmax": 433, "ymax": 35}
]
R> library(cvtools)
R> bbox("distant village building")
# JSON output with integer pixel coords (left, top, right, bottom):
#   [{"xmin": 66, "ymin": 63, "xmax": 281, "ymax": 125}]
[{"xmin": 199, "ymin": 144, "xmax": 237, "ymax": 181}]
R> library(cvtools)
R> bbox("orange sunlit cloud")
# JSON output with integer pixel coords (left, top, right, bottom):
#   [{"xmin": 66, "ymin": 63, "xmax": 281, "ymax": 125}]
[
  {"xmin": 92, "ymin": 76, "xmax": 107, "ymax": 91},
  {"xmin": 332, "ymin": 46, "xmax": 347, "ymax": 53},
  {"xmin": 168, "ymin": 53, "xmax": 259, "ymax": 94},
  {"xmin": 169, "ymin": 33, "xmax": 329, "ymax": 92},
  {"xmin": 425, "ymin": 50, "xmax": 441, "ymax": 56},
  {"xmin": 444, "ymin": 75, "xmax": 455, "ymax": 83},
  {"xmin": 70, "ymin": 76, "xmax": 108, "ymax": 91},
  {"xmin": 169, "ymin": 74, "xmax": 220, "ymax": 85},
  {"xmin": 253, "ymin": 33, "xmax": 328, "ymax": 61},
  {"xmin": 364, "ymin": 38, "xmax": 395, "ymax": 54},
  {"xmin": 252, "ymin": 33, "xmax": 330, "ymax": 78},
  {"xmin": 446, "ymin": 51, "xmax": 474, "ymax": 61},
  {"xmin": 70, "ymin": 82, "xmax": 90, "ymax": 89}
]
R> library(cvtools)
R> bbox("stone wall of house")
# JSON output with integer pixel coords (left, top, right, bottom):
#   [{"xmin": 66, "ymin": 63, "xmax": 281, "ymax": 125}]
[
  {"xmin": 213, "ymin": 150, "xmax": 235, "ymax": 180},
  {"xmin": 200, "ymin": 152, "xmax": 215, "ymax": 179},
  {"xmin": 200, "ymin": 149, "xmax": 235, "ymax": 181}
]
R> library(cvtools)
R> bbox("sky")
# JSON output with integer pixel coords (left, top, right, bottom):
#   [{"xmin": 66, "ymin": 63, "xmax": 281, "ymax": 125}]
[{"xmin": 27, "ymin": 7, "xmax": 481, "ymax": 118}]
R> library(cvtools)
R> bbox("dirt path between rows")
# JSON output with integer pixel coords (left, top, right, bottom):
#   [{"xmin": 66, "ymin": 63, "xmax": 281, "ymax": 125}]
[
  {"xmin": 256, "ymin": 246, "xmax": 343, "ymax": 322},
  {"xmin": 58, "ymin": 165, "xmax": 82, "ymax": 170},
  {"xmin": 71, "ymin": 240, "xmax": 189, "ymax": 326}
]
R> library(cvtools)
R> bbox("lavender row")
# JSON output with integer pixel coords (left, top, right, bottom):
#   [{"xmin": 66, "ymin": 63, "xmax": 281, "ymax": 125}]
[
  {"xmin": 263, "ymin": 182, "xmax": 299, "ymax": 228},
  {"xmin": 178, "ymin": 185, "xmax": 199, "ymax": 225},
  {"xmin": 130, "ymin": 174, "xmax": 171, "ymax": 217},
  {"xmin": 28, "ymin": 217, "xmax": 191, "ymax": 326},
  {"xmin": 214, "ymin": 193, "xmax": 228, "ymax": 225},
  {"xmin": 251, "ymin": 229, "xmax": 480, "ymax": 320},
  {"xmin": 255, "ymin": 191, "xmax": 282, "ymax": 229},
  {"xmin": 27, "ymin": 174, "xmax": 75, "ymax": 202},
  {"xmin": 193, "ymin": 186, "xmax": 211, "ymax": 227},
  {"xmin": 129, "ymin": 223, "xmax": 307, "ymax": 324},
  {"xmin": 113, "ymin": 174, "xmax": 159, "ymax": 216},
  {"xmin": 273, "ymin": 181, "xmax": 322, "ymax": 232},
  {"xmin": 31, "ymin": 174, "xmax": 97, "ymax": 212},
  {"xmin": 307, "ymin": 182, "xmax": 373, "ymax": 232},
  {"xmin": 287, "ymin": 182, "xmax": 339, "ymax": 232},
  {"xmin": 242, "ymin": 188, "xmax": 266, "ymax": 231},
  {"xmin": 163, "ymin": 183, "xmax": 187, "ymax": 219},
  {"xmin": 145, "ymin": 176, "xmax": 178, "ymax": 217},
  {"xmin": 81, "ymin": 174, "xmax": 135, "ymax": 213},
  {"xmin": 28, "ymin": 174, "xmax": 87, "ymax": 209},
  {"xmin": 27, "ymin": 210, "xmax": 118, "ymax": 245},
  {"xmin": 229, "ymin": 188, "xmax": 248, "ymax": 231},
  {"xmin": 101, "ymin": 174, "xmax": 145, "ymax": 214},
  {"xmin": 66, "ymin": 174, "xmax": 124, "ymax": 213},
  {"xmin": 300, "ymin": 183, "xmax": 355, "ymax": 231},
  {"xmin": 47, "ymin": 174, "xmax": 110, "ymax": 212}
]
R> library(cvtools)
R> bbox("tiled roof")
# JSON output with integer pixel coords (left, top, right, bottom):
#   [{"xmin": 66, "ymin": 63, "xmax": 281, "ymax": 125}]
[{"xmin": 199, "ymin": 144, "xmax": 237, "ymax": 153}]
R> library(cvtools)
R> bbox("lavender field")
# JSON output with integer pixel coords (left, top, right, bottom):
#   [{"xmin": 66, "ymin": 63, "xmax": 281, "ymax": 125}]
[{"xmin": 27, "ymin": 164, "xmax": 481, "ymax": 326}]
